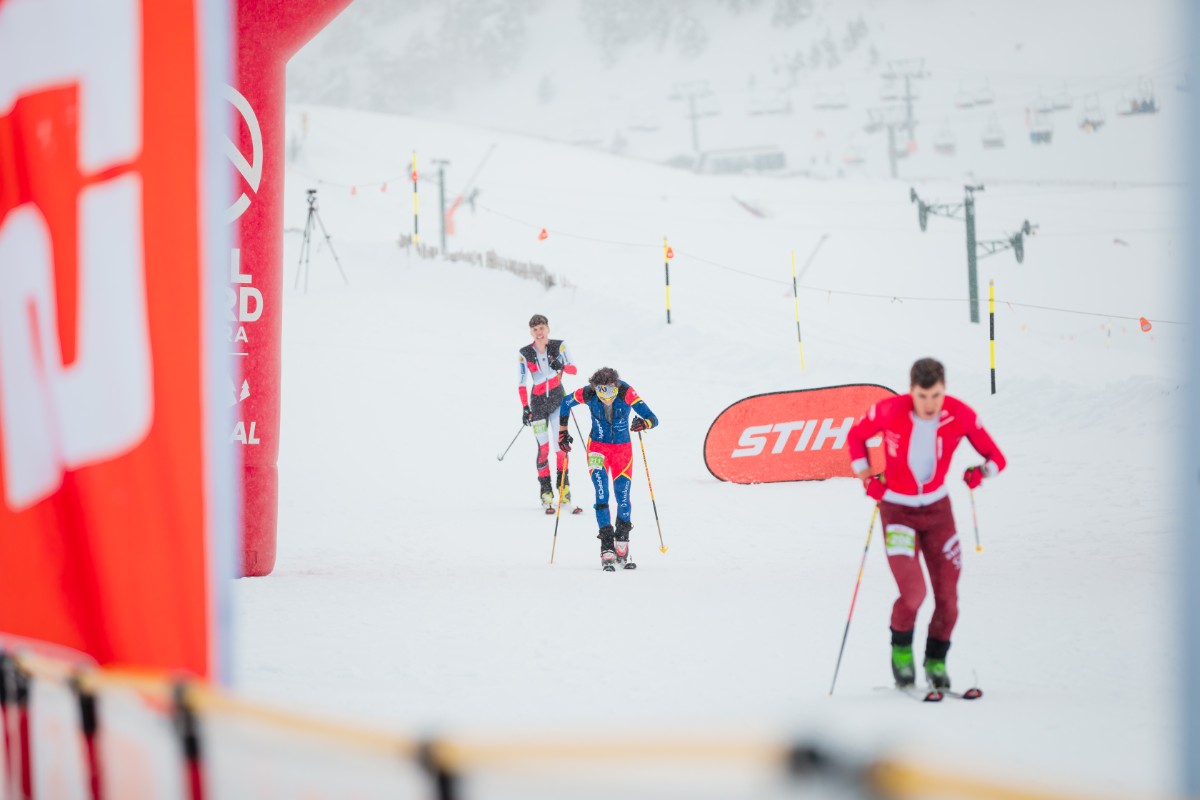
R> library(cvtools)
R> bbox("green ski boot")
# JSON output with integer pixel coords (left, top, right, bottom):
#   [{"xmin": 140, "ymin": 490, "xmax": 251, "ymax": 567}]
[
  {"xmin": 891, "ymin": 645, "xmax": 916, "ymax": 688},
  {"xmin": 890, "ymin": 628, "xmax": 916, "ymax": 688},
  {"xmin": 924, "ymin": 638, "xmax": 952, "ymax": 690},
  {"xmin": 923, "ymin": 658, "xmax": 950, "ymax": 690}
]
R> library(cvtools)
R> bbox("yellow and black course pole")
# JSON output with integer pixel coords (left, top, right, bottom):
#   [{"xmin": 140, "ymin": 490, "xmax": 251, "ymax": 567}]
[
  {"xmin": 411, "ymin": 150, "xmax": 419, "ymax": 245},
  {"xmin": 663, "ymin": 236, "xmax": 672, "ymax": 324},
  {"xmin": 791, "ymin": 250, "xmax": 806, "ymax": 371},
  {"xmin": 989, "ymin": 279, "xmax": 996, "ymax": 394}
]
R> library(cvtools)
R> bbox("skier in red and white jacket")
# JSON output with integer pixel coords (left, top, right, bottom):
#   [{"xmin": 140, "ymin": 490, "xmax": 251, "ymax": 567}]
[{"xmin": 846, "ymin": 357, "xmax": 1006, "ymax": 691}]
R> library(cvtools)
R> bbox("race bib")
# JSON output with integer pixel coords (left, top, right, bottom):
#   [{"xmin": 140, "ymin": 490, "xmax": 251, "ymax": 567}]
[
  {"xmin": 885, "ymin": 524, "xmax": 916, "ymax": 557},
  {"xmin": 588, "ymin": 452, "xmax": 606, "ymax": 470}
]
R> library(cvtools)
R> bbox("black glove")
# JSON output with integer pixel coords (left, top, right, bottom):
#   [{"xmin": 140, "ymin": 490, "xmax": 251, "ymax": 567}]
[
  {"xmin": 631, "ymin": 417, "xmax": 654, "ymax": 432},
  {"xmin": 558, "ymin": 429, "xmax": 573, "ymax": 452},
  {"xmin": 522, "ymin": 405, "xmax": 533, "ymax": 426},
  {"xmin": 549, "ymin": 355, "xmax": 565, "ymax": 371}
]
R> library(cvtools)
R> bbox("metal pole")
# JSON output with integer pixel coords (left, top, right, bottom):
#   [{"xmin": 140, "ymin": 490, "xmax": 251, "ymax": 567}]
[
  {"xmin": 886, "ymin": 125, "xmax": 897, "ymax": 179},
  {"xmin": 688, "ymin": 94, "xmax": 700, "ymax": 153},
  {"xmin": 434, "ymin": 159, "xmax": 449, "ymax": 253},
  {"xmin": 411, "ymin": 150, "xmax": 419, "ymax": 246},
  {"xmin": 965, "ymin": 187, "xmax": 980, "ymax": 324},
  {"xmin": 904, "ymin": 75, "xmax": 915, "ymax": 143}
]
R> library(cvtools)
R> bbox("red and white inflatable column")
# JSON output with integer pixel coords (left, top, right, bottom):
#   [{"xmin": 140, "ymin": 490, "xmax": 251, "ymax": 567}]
[{"xmin": 230, "ymin": 0, "xmax": 353, "ymax": 576}]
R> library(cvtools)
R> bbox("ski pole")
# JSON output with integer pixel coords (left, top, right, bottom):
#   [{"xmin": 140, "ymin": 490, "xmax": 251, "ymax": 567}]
[
  {"xmin": 570, "ymin": 410, "xmax": 588, "ymax": 449},
  {"xmin": 636, "ymin": 431, "xmax": 667, "ymax": 554},
  {"xmin": 549, "ymin": 453, "xmax": 570, "ymax": 564},
  {"xmin": 969, "ymin": 489, "xmax": 983, "ymax": 552},
  {"xmin": 829, "ymin": 504, "xmax": 879, "ymax": 696},
  {"xmin": 496, "ymin": 424, "xmax": 525, "ymax": 461}
]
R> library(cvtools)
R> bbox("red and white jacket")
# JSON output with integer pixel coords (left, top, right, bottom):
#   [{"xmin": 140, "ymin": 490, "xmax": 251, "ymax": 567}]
[{"xmin": 847, "ymin": 394, "xmax": 1006, "ymax": 507}]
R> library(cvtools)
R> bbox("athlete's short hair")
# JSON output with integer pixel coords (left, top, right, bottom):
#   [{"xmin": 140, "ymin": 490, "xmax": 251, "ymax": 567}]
[
  {"xmin": 590, "ymin": 366, "xmax": 619, "ymax": 388},
  {"xmin": 529, "ymin": 314, "xmax": 549, "ymax": 328},
  {"xmin": 910, "ymin": 358, "xmax": 945, "ymax": 389}
]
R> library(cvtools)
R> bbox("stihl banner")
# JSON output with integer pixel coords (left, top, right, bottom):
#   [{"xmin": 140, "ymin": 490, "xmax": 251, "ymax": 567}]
[
  {"xmin": 0, "ymin": 0, "xmax": 235, "ymax": 676},
  {"xmin": 231, "ymin": 0, "xmax": 354, "ymax": 576},
  {"xmin": 704, "ymin": 385, "xmax": 896, "ymax": 484}
]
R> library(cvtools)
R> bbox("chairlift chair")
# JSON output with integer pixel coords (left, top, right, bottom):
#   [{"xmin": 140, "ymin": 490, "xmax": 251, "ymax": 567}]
[
  {"xmin": 1117, "ymin": 77, "xmax": 1159, "ymax": 115},
  {"xmin": 748, "ymin": 92, "xmax": 793, "ymax": 117},
  {"xmin": 981, "ymin": 116, "xmax": 1005, "ymax": 149},
  {"xmin": 974, "ymin": 83, "xmax": 995, "ymax": 106},
  {"xmin": 1078, "ymin": 94, "xmax": 1105, "ymax": 132},
  {"xmin": 933, "ymin": 121, "xmax": 956, "ymax": 155},
  {"xmin": 812, "ymin": 88, "xmax": 850, "ymax": 111},
  {"xmin": 954, "ymin": 85, "xmax": 975, "ymax": 109},
  {"xmin": 1029, "ymin": 111, "xmax": 1053, "ymax": 145},
  {"xmin": 1052, "ymin": 82, "xmax": 1072, "ymax": 111},
  {"xmin": 842, "ymin": 144, "xmax": 866, "ymax": 166}
]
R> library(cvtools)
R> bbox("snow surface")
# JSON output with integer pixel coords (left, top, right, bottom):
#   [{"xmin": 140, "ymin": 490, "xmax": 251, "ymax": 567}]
[
  {"xmin": 229, "ymin": 2, "xmax": 1192, "ymax": 794},
  {"xmin": 228, "ymin": 94, "xmax": 1184, "ymax": 796}
]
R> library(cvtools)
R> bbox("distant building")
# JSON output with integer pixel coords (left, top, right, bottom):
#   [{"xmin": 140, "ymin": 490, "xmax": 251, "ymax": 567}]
[{"xmin": 695, "ymin": 146, "xmax": 787, "ymax": 175}]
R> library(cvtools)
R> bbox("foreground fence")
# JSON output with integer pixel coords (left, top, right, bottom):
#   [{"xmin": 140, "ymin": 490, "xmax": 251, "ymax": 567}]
[{"xmin": 0, "ymin": 645, "xmax": 1114, "ymax": 800}]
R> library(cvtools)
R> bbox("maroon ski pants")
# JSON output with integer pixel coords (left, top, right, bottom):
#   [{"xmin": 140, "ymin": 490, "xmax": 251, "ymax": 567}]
[{"xmin": 879, "ymin": 497, "xmax": 963, "ymax": 642}]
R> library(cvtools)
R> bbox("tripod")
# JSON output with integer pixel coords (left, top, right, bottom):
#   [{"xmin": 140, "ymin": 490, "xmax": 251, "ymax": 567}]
[{"xmin": 295, "ymin": 189, "xmax": 349, "ymax": 292}]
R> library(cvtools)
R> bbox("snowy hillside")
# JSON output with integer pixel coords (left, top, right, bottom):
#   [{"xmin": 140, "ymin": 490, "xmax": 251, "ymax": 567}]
[
  {"xmin": 290, "ymin": 0, "xmax": 1186, "ymax": 183},
  {"xmin": 229, "ymin": 92, "xmax": 1184, "ymax": 797}
]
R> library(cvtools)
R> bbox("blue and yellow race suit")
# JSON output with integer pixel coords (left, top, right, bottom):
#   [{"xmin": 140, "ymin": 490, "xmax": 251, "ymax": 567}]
[{"xmin": 559, "ymin": 382, "xmax": 658, "ymax": 529}]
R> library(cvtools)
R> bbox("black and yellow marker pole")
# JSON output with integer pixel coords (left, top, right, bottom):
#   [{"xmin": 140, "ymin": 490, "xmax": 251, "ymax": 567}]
[
  {"xmin": 988, "ymin": 279, "xmax": 996, "ymax": 394},
  {"xmin": 663, "ymin": 236, "xmax": 672, "ymax": 324},
  {"xmin": 791, "ymin": 251, "xmax": 806, "ymax": 370},
  {"xmin": 411, "ymin": 150, "xmax": 419, "ymax": 245}
]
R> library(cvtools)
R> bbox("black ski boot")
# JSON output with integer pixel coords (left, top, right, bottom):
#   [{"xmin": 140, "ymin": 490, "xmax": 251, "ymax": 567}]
[
  {"xmin": 614, "ymin": 518, "xmax": 637, "ymax": 570},
  {"xmin": 539, "ymin": 475, "xmax": 554, "ymax": 514},
  {"xmin": 923, "ymin": 637, "xmax": 952, "ymax": 690},
  {"xmin": 890, "ymin": 627, "xmax": 916, "ymax": 688},
  {"xmin": 598, "ymin": 525, "xmax": 616, "ymax": 571}
]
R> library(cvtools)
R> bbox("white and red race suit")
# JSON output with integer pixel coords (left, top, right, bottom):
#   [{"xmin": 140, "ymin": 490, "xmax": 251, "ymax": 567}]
[
  {"xmin": 517, "ymin": 339, "xmax": 577, "ymax": 482},
  {"xmin": 848, "ymin": 392, "xmax": 1007, "ymax": 642},
  {"xmin": 846, "ymin": 394, "xmax": 1006, "ymax": 507}
]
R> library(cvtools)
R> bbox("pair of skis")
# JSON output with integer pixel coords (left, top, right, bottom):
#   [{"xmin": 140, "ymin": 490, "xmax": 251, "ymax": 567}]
[{"xmin": 890, "ymin": 685, "xmax": 984, "ymax": 703}]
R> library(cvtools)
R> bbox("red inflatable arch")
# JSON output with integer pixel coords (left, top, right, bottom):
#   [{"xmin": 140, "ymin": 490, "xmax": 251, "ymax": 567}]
[{"xmin": 230, "ymin": 0, "xmax": 354, "ymax": 576}]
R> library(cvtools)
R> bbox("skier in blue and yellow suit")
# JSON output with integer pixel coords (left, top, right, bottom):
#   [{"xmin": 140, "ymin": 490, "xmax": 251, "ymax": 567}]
[{"xmin": 558, "ymin": 366, "xmax": 658, "ymax": 570}]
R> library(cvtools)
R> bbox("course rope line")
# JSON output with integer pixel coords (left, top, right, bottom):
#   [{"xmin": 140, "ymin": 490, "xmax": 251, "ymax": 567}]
[{"xmin": 292, "ymin": 171, "xmax": 1185, "ymax": 326}]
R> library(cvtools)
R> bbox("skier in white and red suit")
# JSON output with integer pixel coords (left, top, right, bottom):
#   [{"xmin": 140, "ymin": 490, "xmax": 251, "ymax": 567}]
[
  {"xmin": 517, "ymin": 314, "xmax": 578, "ymax": 509},
  {"xmin": 846, "ymin": 357, "xmax": 1007, "ymax": 691}
]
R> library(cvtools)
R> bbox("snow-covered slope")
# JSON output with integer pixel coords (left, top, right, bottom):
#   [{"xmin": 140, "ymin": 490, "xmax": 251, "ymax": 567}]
[
  {"xmin": 230, "ymin": 97, "xmax": 1184, "ymax": 796},
  {"xmin": 290, "ymin": 0, "xmax": 1186, "ymax": 183}
]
